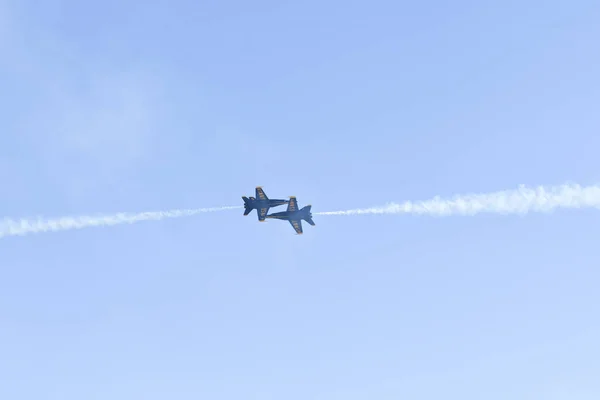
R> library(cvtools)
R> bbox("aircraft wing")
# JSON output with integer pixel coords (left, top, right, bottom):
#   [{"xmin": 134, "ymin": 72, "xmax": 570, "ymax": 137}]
[
  {"xmin": 257, "ymin": 207, "xmax": 269, "ymax": 221},
  {"xmin": 256, "ymin": 187, "xmax": 268, "ymax": 200},
  {"xmin": 287, "ymin": 196, "xmax": 298, "ymax": 212},
  {"xmin": 289, "ymin": 219, "xmax": 303, "ymax": 234}
]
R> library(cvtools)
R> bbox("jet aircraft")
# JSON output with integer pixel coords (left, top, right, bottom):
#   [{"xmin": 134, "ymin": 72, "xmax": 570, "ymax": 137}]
[
  {"xmin": 265, "ymin": 196, "xmax": 315, "ymax": 234},
  {"xmin": 242, "ymin": 187, "xmax": 289, "ymax": 221}
]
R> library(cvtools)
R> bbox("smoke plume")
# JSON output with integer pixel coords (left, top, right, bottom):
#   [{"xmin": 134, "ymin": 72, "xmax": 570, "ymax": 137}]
[
  {"xmin": 0, "ymin": 206, "xmax": 240, "ymax": 239},
  {"xmin": 3, "ymin": 183, "xmax": 598, "ymax": 239},
  {"xmin": 314, "ymin": 183, "xmax": 600, "ymax": 216}
]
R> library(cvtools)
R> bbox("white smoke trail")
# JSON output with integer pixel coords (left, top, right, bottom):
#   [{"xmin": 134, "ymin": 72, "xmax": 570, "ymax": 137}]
[
  {"xmin": 314, "ymin": 183, "xmax": 600, "ymax": 216},
  {"xmin": 0, "ymin": 206, "xmax": 241, "ymax": 239}
]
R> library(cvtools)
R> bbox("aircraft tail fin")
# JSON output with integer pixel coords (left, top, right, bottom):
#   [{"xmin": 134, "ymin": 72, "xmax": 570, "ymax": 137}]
[
  {"xmin": 302, "ymin": 205, "xmax": 315, "ymax": 225},
  {"xmin": 242, "ymin": 196, "xmax": 252, "ymax": 215}
]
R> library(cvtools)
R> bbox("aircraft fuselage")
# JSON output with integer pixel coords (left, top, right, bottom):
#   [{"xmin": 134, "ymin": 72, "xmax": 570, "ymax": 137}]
[{"xmin": 246, "ymin": 199, "xmax": 288, "ymax": 210}]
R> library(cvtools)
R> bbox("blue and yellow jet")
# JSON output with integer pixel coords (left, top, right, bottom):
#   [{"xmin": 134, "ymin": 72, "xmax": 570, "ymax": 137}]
[
  {"xmin": 242, "ymin": 187, "xmax": 289, "ymax": 221},
  {"xmin": 265, "ymin": 196, "xmax": 315, "ymax": 234}
]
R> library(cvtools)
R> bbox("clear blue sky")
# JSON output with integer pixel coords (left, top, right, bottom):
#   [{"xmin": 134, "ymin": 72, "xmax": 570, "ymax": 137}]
[{"xmin": 2, "ymin": 0, "xmax": 600, "ymax": 398}]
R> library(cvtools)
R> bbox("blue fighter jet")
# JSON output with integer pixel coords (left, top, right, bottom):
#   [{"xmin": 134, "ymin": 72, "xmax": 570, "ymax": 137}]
[
  {"xmin": 265, "ymin": 196, "xmax": 315, "ymax": 234},
  {"xmin": 242, "ymin": 187, "xmax": 289, "ymax": 221}
]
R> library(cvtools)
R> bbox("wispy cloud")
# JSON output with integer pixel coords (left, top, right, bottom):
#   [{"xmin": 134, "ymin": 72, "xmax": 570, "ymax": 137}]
[
  {"xmin": 23, "ymin": 68, "xmax": 162, "ymax": 176},
  {"xmin": 3, "ymin": 1, "xmax": 165, "ymax": 200}
]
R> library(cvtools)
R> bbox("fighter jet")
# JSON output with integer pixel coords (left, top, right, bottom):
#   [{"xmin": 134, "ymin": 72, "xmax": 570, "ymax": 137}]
[
  {"xmin": 242, "ymin": 186, "xmax": 289, "ymax": 222},
  {"xmin": 265, "ymin": 196, "xmax": 315, "ymax": 234}
]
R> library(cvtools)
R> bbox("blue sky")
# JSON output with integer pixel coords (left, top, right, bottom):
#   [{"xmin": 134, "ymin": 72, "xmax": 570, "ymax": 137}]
[{"xmin": 1, "ymin": 0, "xmax": 600, "ymax": 398}]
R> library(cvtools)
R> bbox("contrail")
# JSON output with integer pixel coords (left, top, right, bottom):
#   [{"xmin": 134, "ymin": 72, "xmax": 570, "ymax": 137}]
[
  {"xmin": 314, "ymin": 183, "xmax": 600, "ymax": 216},
  {"xmin": 3, "ymin": 183, "xmax": 598, "ymax": 239},
  {"xmin": 0, "ymin": 206, "xmax": 241, "ymax": 239}
]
